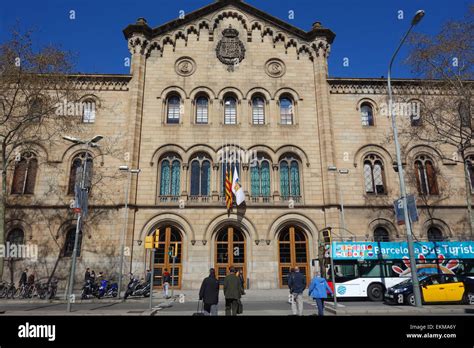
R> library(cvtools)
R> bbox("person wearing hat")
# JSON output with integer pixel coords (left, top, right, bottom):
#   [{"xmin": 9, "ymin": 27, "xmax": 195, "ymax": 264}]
[{"xmin": 199, "ymin": 268, "xmax": 220, "ymax": 315}]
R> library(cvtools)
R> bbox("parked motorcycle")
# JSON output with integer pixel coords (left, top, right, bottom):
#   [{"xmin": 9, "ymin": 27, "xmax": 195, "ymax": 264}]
[
  {"xmin": 81, "ymin": 279, "xmax": 98, "ymax": 299},
  {"xmin": 124, "ymin": 275, "xmax": 150, "ymax": 299},
  {"xmin": 98, "ymin": 279, "xmax": 118, "ymax": 298}
]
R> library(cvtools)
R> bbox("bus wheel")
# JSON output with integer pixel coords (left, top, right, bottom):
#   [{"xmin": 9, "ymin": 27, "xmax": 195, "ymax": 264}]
[{"xmin": 367, "ymin": 283, "xmax": 384, "ymax": 301}]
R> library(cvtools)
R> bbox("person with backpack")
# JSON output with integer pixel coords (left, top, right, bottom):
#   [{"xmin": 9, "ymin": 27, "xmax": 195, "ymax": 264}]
[
  {"xmin": 308, "ymin": 271, "xmax": 333, "ymax": 316},
  {"xmin": 288, "ymin": 266, "xmax": 306, "ymax": 316},
  {"xmin": 199, "ymin": 268, "xmax": 219, "ymax": 316}
]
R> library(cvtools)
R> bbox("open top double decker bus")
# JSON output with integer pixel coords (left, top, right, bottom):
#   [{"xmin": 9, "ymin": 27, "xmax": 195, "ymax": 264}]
[{"xmin": 327, "ymin": 241, "xmax": 474, "ymax": 301}]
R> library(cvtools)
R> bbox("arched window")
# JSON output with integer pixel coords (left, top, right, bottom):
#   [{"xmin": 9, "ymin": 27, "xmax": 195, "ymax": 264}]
[
  {"xmin": 159, "ymin": 155, "xmax": 181, "ymax": 200},
  {"xmin": 467, "ymin": 156, "xmax": 474, "ymax": 193},
  {"xmin": 374, "ymin": 227, "xmax": 390, "ymax": 242},
  {"xmin": 7, "ymin": 228, "xmax": 24, "ymax": 245},
  {"xmin": 195, "ymin": 96, "xmax": 209, "ymax": 124},
  {"xmin": 63, "ymin": 227, "xmax": 82, "ymax": 257},
  {"xmin": 280, "ymin": 96, "xmax": 293, "ymax": 125},
  {"xmin": 363, "ymin": 154, "xmax": 385, "ymax": 195},
  {"xmin": 250, "ymin": 155, "xmax": 271, "ymax": 199},
  {"xmin": 190, "ymin": 155, "xmax": 211, "ymax": 197},
  {"xmin": 361, "ymin": 102, "xmax": 374, "ymax": 126},
  {"xmin": 280, "ymin": 155, "xmax": 301, "ymax": 200},
  {"xmin": 252, "ymin": 96, "xmax": 265, "ymax": 125},
  {"xmin": 167, "ymin": 95, "xmax": 181, "ymax": 124},
  {"xmin": 409, "ymin": 100, "xmax": 422, "ymax": 126},
  {"xmin": 11, "ymin": 152, "xmax": 38, "ymax": 195},
  {"xmin": 224, "ymin": 96, "xmax": 237, "ymax": 124},
  {"xmin": 68, "ymin": 153, "xmax": 93, "ymax": 195},
  {"xmin": 415, "ymin": 155, "xmax": 438, "ymax": 195},
  {"xmin": 427, "ymin": 227, "xmax": 443, "ymax": 241},
  {"xmin": 82, "ymin": 99, "xmax": 96, "ymax": 123}
]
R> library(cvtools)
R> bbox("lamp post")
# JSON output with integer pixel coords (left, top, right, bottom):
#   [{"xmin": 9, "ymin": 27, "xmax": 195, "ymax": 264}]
[
  {"xmin": 63, "ymin": 135, "xmax": 103, "ymax": 312},
  {"xmin": 328, "ymin": 166, "xmax": 350, "ymax": 240},
  {"xmin": 387, "ymin": 10, "xmax": 425, "ymax": 307},
  {"xmin": 117, "ymin": 166, "xmax": 141, "ymax": 298}
]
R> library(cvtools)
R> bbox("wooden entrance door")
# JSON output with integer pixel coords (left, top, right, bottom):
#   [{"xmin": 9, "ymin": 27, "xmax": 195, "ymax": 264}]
[
  {"xmin": 150, "ymin": 226, "xmax": 182, "ymax": 289},
  {"xmin": 215, "ymin": 226, "xmax": 246, "ymax": 288},
  {"xmin": 278, "ymin": 226, "xmax": 310, "ymax": 288}
]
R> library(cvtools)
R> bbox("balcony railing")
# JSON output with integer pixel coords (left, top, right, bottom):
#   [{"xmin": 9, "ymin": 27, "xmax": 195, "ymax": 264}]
[
  {"xmin": 280, "ymin": 195, "xmax": 302, "ymax": 203},
  {"xmin": 159, "ymin": 195, "xmax": 180, "ymax": 203},
  {"xmin": 189, "ymin": 195, "xmax": 210, "ymax": 203}
]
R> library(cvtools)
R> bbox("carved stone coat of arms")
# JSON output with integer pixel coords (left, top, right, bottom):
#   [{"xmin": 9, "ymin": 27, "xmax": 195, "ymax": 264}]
[{"xmin": 216, "ymin": 26, "xmax": 246, "ymax": 71}]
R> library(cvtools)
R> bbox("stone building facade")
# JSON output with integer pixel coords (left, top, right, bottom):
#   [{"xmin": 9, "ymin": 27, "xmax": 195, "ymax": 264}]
[{"xmin": 4, "ymin": 0, "xmax": 473, "ymax": 289}]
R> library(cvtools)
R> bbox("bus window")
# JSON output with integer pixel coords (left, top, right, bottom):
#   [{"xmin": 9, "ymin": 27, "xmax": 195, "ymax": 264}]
[
  {"xmin": 332, "ymin": 263, "xmax": 358, "ymax": 282},
  {"xmin": 358, "ymin": 261, "xmax": 390, "ymax": 278}
]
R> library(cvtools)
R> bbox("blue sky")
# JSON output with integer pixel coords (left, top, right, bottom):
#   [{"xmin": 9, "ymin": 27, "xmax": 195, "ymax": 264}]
[{"xmin": 0, "ymin": 0, "xmax": 470, "ymax": 78}]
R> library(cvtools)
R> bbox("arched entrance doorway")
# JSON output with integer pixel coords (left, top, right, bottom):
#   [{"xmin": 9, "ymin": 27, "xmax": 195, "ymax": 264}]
[
  {"xmin": 149, "ymin": 226, "xmax": 182, "ymax": 289},
  {"xmin": 215, "ymin": 226, "xmax": 247, "ymax": 288},
  {"xmin": 278, "ymin": 226, "xmax": 310, "ymax": 288}
]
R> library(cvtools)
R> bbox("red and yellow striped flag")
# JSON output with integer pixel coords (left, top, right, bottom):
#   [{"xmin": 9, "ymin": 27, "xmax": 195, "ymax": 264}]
[{"xmin": 225, "ymin": 168, "xmax": 233, "ymax": 210}]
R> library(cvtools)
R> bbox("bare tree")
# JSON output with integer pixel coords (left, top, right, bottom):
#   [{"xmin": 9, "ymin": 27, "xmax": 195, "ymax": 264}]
[{"xmin": 401, "ymin": 6, "xmax": 474, "ymax": 238}]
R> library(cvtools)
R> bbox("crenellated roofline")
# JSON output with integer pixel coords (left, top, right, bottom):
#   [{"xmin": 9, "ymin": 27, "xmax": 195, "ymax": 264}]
[{"xmin": 123, "ymin": 0, "xmax": 335, "ymax": 44}]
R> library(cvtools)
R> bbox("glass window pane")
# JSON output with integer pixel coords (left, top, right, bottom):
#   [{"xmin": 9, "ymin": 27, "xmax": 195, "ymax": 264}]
[
  {"xmin": 190, "ymin": 160, "xmax": 200, "ymax": 196},
  {"xmin": 280, "ymin": 98, "xmax": 293, "ymax": 125},
  {"xmin": 167, "ymin": 96, "xmax": 180, "ymax": 124},
  {"xmin": 224, "ymin": 97, "xmax": 237, "ymax": 124},
  {"xmin": 196, "ymin": 97, "xmax": 208, "ymax": 124}
]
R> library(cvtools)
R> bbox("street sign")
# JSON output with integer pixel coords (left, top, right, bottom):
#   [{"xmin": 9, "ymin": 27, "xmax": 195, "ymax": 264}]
[{"xmin": 394, "ymin": 195, "xmax": 418, "ymax": 225}]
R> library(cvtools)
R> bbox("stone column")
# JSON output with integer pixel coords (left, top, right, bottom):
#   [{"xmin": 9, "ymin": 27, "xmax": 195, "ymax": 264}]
[
  {"xmin": 272, "ymin": 164, "xmax": 280, "ymax": 201},
  {"xmin": 181, "ymin": 163, "xmax": 189, "ymax": 200},
  {"xmin": 212, "ymin": 163, "xmax": 220, "ymax": 202},
  {"xmin": 242, "ymin": 163, "xmax": 250, "ymax": 201}
]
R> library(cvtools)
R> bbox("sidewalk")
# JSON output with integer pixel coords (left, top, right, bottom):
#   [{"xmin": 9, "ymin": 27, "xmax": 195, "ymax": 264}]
[{"xmin": 324, "ymin": 302, "xmax": 474, "ymax": 316}]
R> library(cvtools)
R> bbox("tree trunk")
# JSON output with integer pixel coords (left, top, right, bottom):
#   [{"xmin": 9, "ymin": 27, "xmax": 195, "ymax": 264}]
[{"xmin": 0, "ymin": 160, "xmax": 7, "ymax": 280}]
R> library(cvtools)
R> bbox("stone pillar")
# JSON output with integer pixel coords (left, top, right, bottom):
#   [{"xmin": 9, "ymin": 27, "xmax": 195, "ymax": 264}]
[
  {"xmin": 242, "ymin": 163, "xmax": 250, "ymax": 201},
  {"xmin": 311, "ymin": 29, "xmax": 339, "ymax": 227},
  {"xmin": 181, "ymin": 163, "xmax": 189, "ymax": 200},
  {"xmin": 212, "ymin": 163, "xmax": 220, "ymax": 202},
  {"xmin": 272, "ymin": 164, "xmax": 280, "ymax": 201}
]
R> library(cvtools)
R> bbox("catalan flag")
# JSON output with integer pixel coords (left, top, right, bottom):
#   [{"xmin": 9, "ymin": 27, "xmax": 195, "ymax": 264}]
[{"xmin": 225, "ymin": 167, "xmax": 233, "ymax": 210}]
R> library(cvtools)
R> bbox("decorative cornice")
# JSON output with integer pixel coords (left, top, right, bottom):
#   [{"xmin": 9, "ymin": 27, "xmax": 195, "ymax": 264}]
[
  {"xmin": 123, "ymin": 0, "xmax": 335, "ymax": 44},
  {"xmin": 327, "ymin": 78, "xmax": 469, "ymax": 95},
  {"xmin": 71, "ymin": 74, "xmax": 131, "ymax": 91}
]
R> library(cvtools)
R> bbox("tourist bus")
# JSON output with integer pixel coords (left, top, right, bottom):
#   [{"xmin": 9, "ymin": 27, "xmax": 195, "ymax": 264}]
[{"xmin": 327, "ymin": 241, "xmax": 474, "ymax": 301}]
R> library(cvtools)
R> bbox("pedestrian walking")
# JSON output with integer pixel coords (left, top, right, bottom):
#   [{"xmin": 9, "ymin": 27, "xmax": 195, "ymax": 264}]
[
  {"xmin": 223, "ymin": 266, "xmax": 244, "ymax": 316},
  {"xmin": 199, "ymin": 268, "xmax": 219, "ymax": 316},
  {"xmin": 84, "ymin": 268, "xmax": 91, "ymax": 282},
  {"xmin": 288, "ymin": 266, "xmax": 306, "ymax": 316},
  {"xmin": 235, "ymin": 268, "xmax": 245, "ymax": 295},
  {"xmin": 308, "ymin": 271, "xmax": 333, "ymax": 316},
  {"xmin": 146, "ymin": 269, "xmax": 152, "ymax": 284},
  {"xmin": 163, "ymin": 268, "xmax": 171, "ymax": 298},
  {"xmin": 19, "ymin": 268, "xmax": 28, "ymax": 288},
  {"xmin": 287, "ymin": 267, "xmax": 295, "ymax": 304}
]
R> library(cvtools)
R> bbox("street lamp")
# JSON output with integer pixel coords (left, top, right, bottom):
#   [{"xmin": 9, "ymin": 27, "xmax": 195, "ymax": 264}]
[
  {"xmin": 328, "ymin": 166, "xmax": 350, "ymax": 240},
  {"xmin": 63, "ymin": 135, "xmax": 104, "ymax": 312},
  {"xmin": 117, "ymin": 165, "xmax": 141, "ymax": 298},
  {"xmin": 387, "ymin": 10, "xmax": 425, "ymax": 307}
]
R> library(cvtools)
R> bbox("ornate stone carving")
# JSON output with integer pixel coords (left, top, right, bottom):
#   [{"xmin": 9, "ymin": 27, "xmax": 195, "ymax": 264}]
[
  {"xmin": 216, "ymin": 26, "xmax": 246, "ymax": 71},
  {"xmin": 265, "ymin": 58, "xmax": 286, "ymax": 78},
  {"xmin": 312, "ymin": 38, "xmax": 331, "ymax": 58},
  {"xmin": 175, "ymin": 57, "xmax": 196, "ymax": 77}
]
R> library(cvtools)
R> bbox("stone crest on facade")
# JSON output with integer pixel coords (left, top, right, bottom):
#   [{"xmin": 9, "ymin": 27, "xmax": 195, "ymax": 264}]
[
  {"xmin": 216, "ymin": 26, "xmax": 246, "ymax": 71},
  {"xmin": 265, "ymin": 58, "xmax": 286, "ymax": 78},
  {"xmin": 175, "ymin": 57, "xmax": 196, "ymax": 77}
]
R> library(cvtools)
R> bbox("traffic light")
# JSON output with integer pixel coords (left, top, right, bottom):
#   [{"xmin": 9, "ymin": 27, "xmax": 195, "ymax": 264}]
[
  {"xmin": 145, "ymin": 236, "xmax": 153, "ymax": 249},
  {"xmin": 154, "ymin": 229, "xmax": 160, "ymax": 248},
  {"xmin": 321, "ymin": 228, "xmax": 332, "ymax": 244}
]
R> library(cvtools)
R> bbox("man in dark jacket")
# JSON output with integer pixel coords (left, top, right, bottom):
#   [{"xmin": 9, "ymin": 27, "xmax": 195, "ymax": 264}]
[
  {"xmin": 199, "ymin": 268, "xmax": 219, "ymax": 316},
  {"xmin": 19, "ymin": 269, "xmax": 28, "ymax": 288},
  {"xmin": 288, "ymin": 266, "xmax": 306, "ymax": 316},
  {"xmin": 223, "ymin": 266, "xmax": 244, "ymax": 316},
  {"xmin": 84, "ymin": 268, "xmax": 91, "ymax": 283}
]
